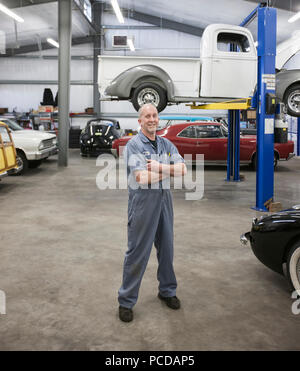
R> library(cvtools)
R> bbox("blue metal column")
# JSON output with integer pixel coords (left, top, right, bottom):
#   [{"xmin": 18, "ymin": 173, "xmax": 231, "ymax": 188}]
[
  {"xmin": 226, "ymin": 110, "xmax": 233, "ymax": 181},
  {"xmin": 297, "ymin": 117, "xmax": 300, "ymax": 156},
  {"xmin": 254, "ymin": 7, "xmax": 277, "ymax": 211},
  {"xmin": 233, "ymin": 110, "xmax": 240, "ymax": 181},
  {"xmin": 226, "ymin": 110, "xmax": 241, "ymax": 181}
]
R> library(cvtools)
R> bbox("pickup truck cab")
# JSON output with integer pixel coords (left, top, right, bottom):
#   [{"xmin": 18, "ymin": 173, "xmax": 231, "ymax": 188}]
[
  {"xmin": 99, "ymin": 23, "xmax": 300, "ymax": 114},
  {"xmin": 0, "ymin": 122, "xmax": 20, "ymax": 179}
]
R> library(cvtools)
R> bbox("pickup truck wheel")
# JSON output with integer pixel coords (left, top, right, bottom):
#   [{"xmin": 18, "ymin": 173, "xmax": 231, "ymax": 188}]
[
  {"xmin": 287, "ymin": 242, "xmax": 300, "ymax": 294},
  {"xmin": 284, "ymin": 84, "xmax": 300, "ymax": 117},
  {"xmin": 132, "ymin": 83, "xmax": 167, "ymax": 112}
]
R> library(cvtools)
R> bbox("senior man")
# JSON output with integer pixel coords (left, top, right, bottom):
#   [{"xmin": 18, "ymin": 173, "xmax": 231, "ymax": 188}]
[{"xmin": 118, "ymin": 103, "xmax": 187, "ymax": 322}]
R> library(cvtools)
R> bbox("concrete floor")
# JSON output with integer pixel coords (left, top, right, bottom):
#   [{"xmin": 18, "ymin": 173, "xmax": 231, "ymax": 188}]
[{"xmin": 0, "ymin": 149, "xmax": 300, "ymax": 351}]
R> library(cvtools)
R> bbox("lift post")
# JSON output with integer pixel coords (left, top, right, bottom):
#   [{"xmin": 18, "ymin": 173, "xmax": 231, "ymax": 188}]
[
  {"xmin": 188, "ymin": 3, "xmax": 277, "ymax": 203},
  {"xmin": 254, "ymin": 6, "xmax": 277, "ymax": 211},
  {"xmin": 226, "ymin": 110, "xmax": 241, "ymax": 181}
]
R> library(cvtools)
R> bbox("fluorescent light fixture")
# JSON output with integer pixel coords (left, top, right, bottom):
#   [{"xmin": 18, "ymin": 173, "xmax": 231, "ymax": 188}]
[
  {"xmin": 127, "ymin": 38, "xmax": 135, "ymax": 51},
  {"xmin": 47, "ymin": 38, "xmax": 59, "ymax": 48},
  {"xmin": 111, "ymin": 0, "xmax": 124, "ymax": 24},
  {"xmin": 0, "ymin": 4, "xmax": 24, "ymax": 23},
  {"xmin": 288, "ymin": 11, "xmax": 300, "ymax": 23}
]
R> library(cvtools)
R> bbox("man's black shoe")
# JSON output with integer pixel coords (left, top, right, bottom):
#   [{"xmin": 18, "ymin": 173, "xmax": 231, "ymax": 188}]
[
  {"xmin": 158, "ymin": 293, "xmax": 181, "ymax": 310},
  {"xmin": 119, "ymin": 306, "xmax": 133, "ymax": 322}
]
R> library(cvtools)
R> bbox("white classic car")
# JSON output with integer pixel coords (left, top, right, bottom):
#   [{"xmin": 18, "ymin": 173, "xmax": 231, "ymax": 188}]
[{"xmin": 0, "ymin": 117, "xmax": 58, "ymax": 174}]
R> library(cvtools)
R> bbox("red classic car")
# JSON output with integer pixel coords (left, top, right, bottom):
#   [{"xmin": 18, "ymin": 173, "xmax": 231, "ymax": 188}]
[{"xmin": 111, "ymin": 122, "xmax": 294, "ymax": 168}]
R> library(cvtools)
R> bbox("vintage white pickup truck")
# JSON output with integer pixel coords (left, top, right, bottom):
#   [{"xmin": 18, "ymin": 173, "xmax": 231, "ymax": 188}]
[{"xmin": 98, "ymin": 24, "xmax": 300, "ymax": 115}]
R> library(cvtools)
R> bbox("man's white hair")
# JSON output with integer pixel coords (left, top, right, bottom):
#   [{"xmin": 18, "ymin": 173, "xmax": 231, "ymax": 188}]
[{"xmin": 138, "ymin": 103, "xmax": 157, "ymax": 118}]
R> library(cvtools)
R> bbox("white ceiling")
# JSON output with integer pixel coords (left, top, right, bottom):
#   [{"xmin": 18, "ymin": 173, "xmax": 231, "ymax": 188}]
[
  {"xmin": 0, "ymin": 2, "xmax": 90, "ymax": 49},
  {"xmin": 104, "ymin": 0, "xmax": 300, "ymax": 43},
  {"xmin": 0, "ymin": 0, "xmax": 299, "ymax": 51}
]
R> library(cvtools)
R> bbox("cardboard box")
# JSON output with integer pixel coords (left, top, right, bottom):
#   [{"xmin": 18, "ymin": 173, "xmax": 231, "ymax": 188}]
[
  {"xmin": 85, "ymin": 107, "xmax": 94, "ymax": 114},
  {"xmin": 247, "ymin": 110, "xmax": 256, "ymax": 119},
  {"xmin": 38, "ymin": 105, "xmax": 54, "ymax": 113}
]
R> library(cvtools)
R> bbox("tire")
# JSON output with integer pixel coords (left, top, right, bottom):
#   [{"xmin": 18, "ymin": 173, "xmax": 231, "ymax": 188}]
[
  {"xmin": 10, "ymin": 151, "xmax": 28, "ymax": 176},
  {"xmin": 131, "ymin": 82, "xmax": 167, "ymax": 112},
  {"xmin": 287, "ymin": 242, "xmax": 300, "ymax": 294},
  {"xmin": 80, "ymin": 145, "xmax": 88, "ymax": 157},
  {"xmin": 251, "ymin": 153, "xmax": 278, "ymax": 171},
  {"xmin": 28, "ymin": 160, "xmax": 42, "ymax": 169},
  {"xmin": 274, "ymin": 153, "xmax": 278, "ymax": 169},
  {"xmin": 283, "ymin": 84, "xmax": 300, "ymax": 117}
]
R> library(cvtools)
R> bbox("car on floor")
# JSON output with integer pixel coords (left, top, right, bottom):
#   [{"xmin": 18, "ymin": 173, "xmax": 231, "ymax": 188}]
[
  {"xmin": 157, "ymin": 115, "xmax": 214, "ymax": 130},
  {"xmin": 0, "ymin": 117, "xmax": 57, "ymax": 175},
  {"xmin": 80, "ymin": 118, "xmax": 121, "ymax": 157},
  {"xmin": 0, "ymin": 122, "xmax": 21, "ymax": 179},
  {"xmin": 111, "ymin": 121, "xmax": 294, "ymax": 168},
  {"xmin": 241, "ymin": 205, "xmax": 300, "ymax": 294}
]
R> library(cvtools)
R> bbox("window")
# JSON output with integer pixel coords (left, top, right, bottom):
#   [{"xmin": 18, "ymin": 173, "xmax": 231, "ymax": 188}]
[
  {"xmin": 217, "ymin": 32, "xmax": 250, "ymax": 53},
  {"xmin": 0, "ymin": 126, "xmax": 11, "ymax": 143},
  {"xmin": 195, "ymin": 125, "xmax": 222, "ymax": 138},
  {"xmin": 220, "ymin": 125, "xmax": 228, "ymax": 137},
  {"xmin": 2, "ymin": 119, "xmax": 23, "ymax": 131},
  {"xmin": 177, "ymin": 126, "xmax": 196, "ymax": 138}
]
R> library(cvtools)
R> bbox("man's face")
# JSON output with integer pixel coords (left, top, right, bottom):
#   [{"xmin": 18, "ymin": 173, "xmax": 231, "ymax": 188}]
[{"xmin": 138, "ymin": 105, "xmax": 159, "ymax": 137}]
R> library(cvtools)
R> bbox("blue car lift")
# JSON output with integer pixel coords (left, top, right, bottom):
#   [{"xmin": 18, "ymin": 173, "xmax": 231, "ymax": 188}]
[
  {"xmin": 227, "ymin": 110, "xmax": 241, "ymax": 182},
  {"xmin": 255, "ymin": 6, "xmax": 277, "ymax": 211},
  {"xmin": 189, "ymin": 2, "xmax": 277, "ymax": 211},
  {"xmin": 240, "ymin": 3, "xmax": 277, "ymax": 211}
]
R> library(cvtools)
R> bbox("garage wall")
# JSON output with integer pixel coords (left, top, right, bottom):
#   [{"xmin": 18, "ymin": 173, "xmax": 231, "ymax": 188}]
[
  {"xmin": 0, "ymin": 43, "xmax": 94, "ymax": 113},
  {"xmin": 101, "ymin": 13, "xmax": 202, "ymax": 58},
  {"xmin": 0, "ymin": 59, "xmax": 93, "ymax": 112}
]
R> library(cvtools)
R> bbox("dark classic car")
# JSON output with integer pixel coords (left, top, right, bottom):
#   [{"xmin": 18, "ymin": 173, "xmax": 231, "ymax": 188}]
[
  {"xmin": 112, "ymin": 121, "xmax": 294, "ymax": 168},
  {"xmin": 241, "ymin": 206, "xmax": 300, "ymax": 294},
  {"xmin": 80, "ymin": 118, "xmax": 121, "ymax": 156}
]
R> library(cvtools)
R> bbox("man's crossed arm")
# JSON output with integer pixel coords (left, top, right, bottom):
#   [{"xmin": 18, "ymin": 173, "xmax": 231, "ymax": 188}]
[{"xmin": 135, "ymin": 160, "xmax": 187, "ymax": 185}]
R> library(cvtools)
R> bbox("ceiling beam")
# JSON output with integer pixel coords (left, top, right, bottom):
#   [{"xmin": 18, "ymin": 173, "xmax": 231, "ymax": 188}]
[
  {"xmin": 0, "ymin": 35, "xmax": 93, "ymax": 57},
  {"xmin": 102, "ymin": 3, "xmax": 204, "ymax": 37},
  {"xmin": 126, "ymin": 10, "xmax": 204, "ymax": 37},
  {"xmin": 73, "ymin": 0, "xmax": 99, "ymax": 35}
]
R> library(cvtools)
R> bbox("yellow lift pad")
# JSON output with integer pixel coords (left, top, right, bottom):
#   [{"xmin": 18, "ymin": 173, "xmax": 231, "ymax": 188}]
[{"xmin": 187, "ymin": 98, "xmax": 252, "ymax": 110}]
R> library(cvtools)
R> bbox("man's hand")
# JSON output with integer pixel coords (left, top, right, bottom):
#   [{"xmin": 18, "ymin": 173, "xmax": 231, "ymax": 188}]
[{"xmin": 146, "ymin": 159, "xmax": 161, "ymax": 173}]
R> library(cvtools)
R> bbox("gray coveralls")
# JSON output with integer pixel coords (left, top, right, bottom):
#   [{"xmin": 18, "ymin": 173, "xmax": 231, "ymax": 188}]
[{"xmin": 118, "ymin": 131, "xmax": 184, "ymax": 309}]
